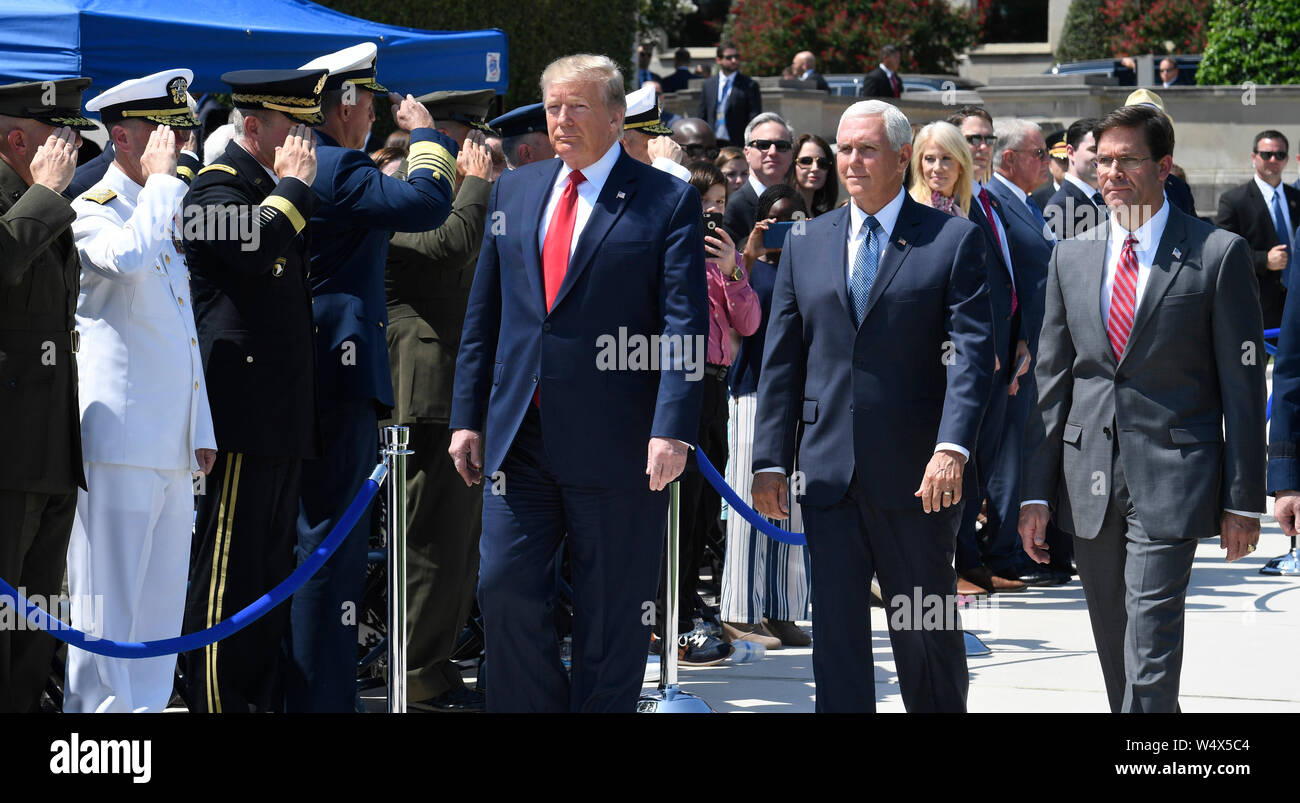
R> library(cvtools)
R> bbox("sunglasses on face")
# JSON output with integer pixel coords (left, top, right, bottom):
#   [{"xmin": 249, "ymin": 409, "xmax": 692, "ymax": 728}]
[
  {"xmin": 1256, "ymin": 150, "xmax": 1289, "ymax": 161},
  {"xmin": 1014, "ymin": 147, "xmax": 1047, "ymax": 161},
  {"xmin": 720, "ymin": 53, "xmax": 739, "ymax": 61},
  {"xmin": 748, "ymin": 139, "xmax": 792, "ymax": 152},
  {"xmin": 965, "ymin": 134, "xmax": 995, "ymax": 147},
  {"xmin": 796, "ymin": 155, "xmax": 831, "ymax": 169},
  {"xmin": 683, "ymin": 143, "xmax": 720, "ymax": 159}
]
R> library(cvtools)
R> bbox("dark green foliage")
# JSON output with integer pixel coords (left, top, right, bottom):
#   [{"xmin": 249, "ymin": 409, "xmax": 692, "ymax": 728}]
[{"xmin": 1199, "ymin": 0, "xmax": 1300, "ymax": 85}]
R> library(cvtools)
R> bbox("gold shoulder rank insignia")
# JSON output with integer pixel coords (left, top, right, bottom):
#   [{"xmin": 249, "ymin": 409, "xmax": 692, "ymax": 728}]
[
  {"xmin": 81, "ymin": 188, "xmax": 117, "ymax": 205},
  {"xmin": 198, "ymin": 164, "xmax": 238, "ymax": 176}
]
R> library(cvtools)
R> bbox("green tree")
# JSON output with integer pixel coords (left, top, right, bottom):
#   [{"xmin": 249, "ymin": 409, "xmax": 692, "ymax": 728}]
[
  {"xmin": 721, "ymin": 0, "xmax": 984, "ymax": 77},
  {"xmin": 1198, "ymin": 0, "xmax": 1300, "ymax": 85},
  {"xmin": 1056, "ymin": 0, "xmax": 1110, "ymax": 62},
  {"xmin": 317, "ymin": 0, "xmax": 638, "ymax": 108}
]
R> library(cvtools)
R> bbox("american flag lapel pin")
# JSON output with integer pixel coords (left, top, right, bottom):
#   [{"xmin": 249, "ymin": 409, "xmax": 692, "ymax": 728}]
[
  {"xmin": 1172, "ymin": 247, "xmax": 1182, "ymax": 259},
  {"xmin": 897, "ymin": 238, "xmax": 907, "ymax": 246},
  {"xmin": 616, "ymin": 190, "xmax": 626, "ymax": 199}
]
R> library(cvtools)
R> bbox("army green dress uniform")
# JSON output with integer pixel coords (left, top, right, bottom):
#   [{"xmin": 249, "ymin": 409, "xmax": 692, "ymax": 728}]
[
  {"xmin": 383, "ymin": 89, "xmax": 497, "ymax": 703},
  {"xmin": 0, "ymin": 79, "xmax": 95, "ymax": 713},
  {"xmin": 180, "ymin": 69, "xmax": 327, "ymax": 713}
]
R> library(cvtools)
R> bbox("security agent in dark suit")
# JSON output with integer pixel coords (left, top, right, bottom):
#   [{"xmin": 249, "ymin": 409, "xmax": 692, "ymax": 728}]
[
  {"xmin": 382, "ymin": 88, "xmax": 496, "ymax": 711},
  {"xmin": 659, "ymin": 48, "xmax": 695, "ymax": 93},
  {"xmin": 696, "ymin": 42, "xmax": 762, "ymax": 147},
  {"xmin": 448, "ymin": 54, "xmax": 707, "ymax": 712},
  {"xmin": 860, "ymin": 44, "xmax": 904, "ymax": 98},
  {"xmin": 287, "ymin": 43, "xmax": 457, "ymax": 712},
  {"xmin": 180, "ymin": 68, "xmax": 327, "ymax": 713},
  {"xmin": 1214, "ymin": 129, "xmax": 1300, "ymax": 330},
  {"xmin": 721, "ymin": 112, "xmax": 795, "ymax": 243},
  {"xmin": 0, "ymin": 79, "xmax": 93, "ymax": 713},
  {"xmin": 751, "ymin": 100, "xmax": 994, "ymax": 712},
  {"xmin": 792, "ymin": 51, "xmax": 830, "ymax": 92},
  {"xmin": 1021, "ymin": 106, "xmax": 1265, "ymax": 712},
  {"xmin": 1043, "ymin": 117, "xmax": 1105, "ymax": 240}
]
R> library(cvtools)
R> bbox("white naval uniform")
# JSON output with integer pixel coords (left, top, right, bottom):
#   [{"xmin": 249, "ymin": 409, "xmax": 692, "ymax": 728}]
[{"xmin": 66, "ymin": 162, "xmax": 216, "ymax": 713}]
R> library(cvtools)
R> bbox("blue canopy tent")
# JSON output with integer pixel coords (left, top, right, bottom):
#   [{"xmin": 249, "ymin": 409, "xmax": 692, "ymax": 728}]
[{"xmin": 0, "ymin": 0, "xmax": 508, "ymax": 99}]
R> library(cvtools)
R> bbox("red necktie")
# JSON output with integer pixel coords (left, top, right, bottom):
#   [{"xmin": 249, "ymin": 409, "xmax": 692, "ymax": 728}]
[
  {"xmin": 1108, "ymin": 234, "xmax": 1139, "ymax": 359},
  {"xmin": 979, "ymin": 188, "xmax": 1016, "ymax": 315},
  {"xmin": 891, "ymin": 73, "xmax": 901, "ymax": 97},
  {"xmin": 543, "ymin": 170, "xmax": 586, "ymax": 310},
  {"xmin": 535, "ymin": 170, "xmax": 586, "ymax": 407}
]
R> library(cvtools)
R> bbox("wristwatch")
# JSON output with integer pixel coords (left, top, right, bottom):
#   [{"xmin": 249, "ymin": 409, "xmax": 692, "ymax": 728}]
[{"xmin": 728, "ymin": 263, "xmax": 744, "ymax": 282}]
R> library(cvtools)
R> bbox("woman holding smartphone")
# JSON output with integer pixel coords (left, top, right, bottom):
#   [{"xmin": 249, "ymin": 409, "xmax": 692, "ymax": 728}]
[
  {"xmin": 720, "ymin": 183, "xmax": 813, "ymax": 650},
  {"xmin": 660, "ymin": 162, "xmax": 762, "ymax": 665}
]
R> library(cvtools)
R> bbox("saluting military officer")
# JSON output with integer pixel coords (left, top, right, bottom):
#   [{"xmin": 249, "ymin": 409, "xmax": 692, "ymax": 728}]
[
  {"xmin": 0, "ymin": 79, "xmax": 93, "ymax": 714},
  {"xmin": 180, "ymin": 68, "xmax": 327, "ymax": 714},
  {"xmin": 67, "ymin": 69, "xmax": 216, "ymax": 713},
  {"xmin": 288, "ymin": 42, "xmax": 458, "ymax": 712},
  {"xmin": 383, "ymin": 88, "xmax": 496, "ymax": 711}
]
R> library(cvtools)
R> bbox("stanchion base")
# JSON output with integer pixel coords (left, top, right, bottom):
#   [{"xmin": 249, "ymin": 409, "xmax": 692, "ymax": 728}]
[
  {"xmin": 637, "ymin": 685, "xmax": 715, "ymax": 713},
  {"xmin": 1260, "ymin": 549, "xmax": 1300, "ymax": 576},
  {"xmin": 964, "ymin": 631, "xmax": 992, "ymax": 657}
]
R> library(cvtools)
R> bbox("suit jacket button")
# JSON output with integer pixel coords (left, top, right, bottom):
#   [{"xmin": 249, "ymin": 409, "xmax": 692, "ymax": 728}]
[
  {"xmin": 849, "ymin": 404, "xmax": 855, "ymax": 413},
  {"xmin": 531, "ymin": 375, "xmax": 538, "ymax": 383},
  {"xmin": 246, "ymin": 355, "xmax": 254, "ymax": 363},
  {"xmin": 542, "ymin": 322, "xmax": 551, "ymax": 332}
]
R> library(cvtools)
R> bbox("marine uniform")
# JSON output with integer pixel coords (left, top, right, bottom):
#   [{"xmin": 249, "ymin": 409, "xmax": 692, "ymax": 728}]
[
  {"xmin": 383, "ymin": 88, "xmax": 496, "ymax": 707},
  {"xmin": 0, "ymin": 78, "xmax": 95, "ymax": 714}
]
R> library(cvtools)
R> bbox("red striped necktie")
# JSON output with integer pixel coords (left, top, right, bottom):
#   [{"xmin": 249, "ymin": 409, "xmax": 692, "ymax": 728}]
[{"xmin": 1107, "ymin": 234, "xmax": 1139, "ymax": 359}]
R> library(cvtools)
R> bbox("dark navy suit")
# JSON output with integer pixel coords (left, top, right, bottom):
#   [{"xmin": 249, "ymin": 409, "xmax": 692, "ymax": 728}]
[
  {"xmin": 985, "ymin": 176, "xmax": 1059, "ymax": 574},
  {"xmin": 1044, "ymin": 177, "xmax": 1105, "ymax": 240},
  {"xmin": 450, "ymin": 144, "xmax": 707, "ymax": 712},
  {"xmin": 287, "ymin": 127, "xmax": 457, "ymax": 712},
  {"xmin": 753, "ymin": 191, "xmax": 994, "ymax": 712},
  {"xmin": 958, "ymin": 192, "xmax": 1018, "ymax": 574}
]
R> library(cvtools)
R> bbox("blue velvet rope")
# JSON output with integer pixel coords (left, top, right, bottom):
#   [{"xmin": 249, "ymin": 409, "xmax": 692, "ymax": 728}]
[
  {"xmin": 693, "ymin": 450, "xmax": 806, "ymax": 546},
  {"xmin": 0, "ymin": 465, "xmax": 386, "ymax": 659}
]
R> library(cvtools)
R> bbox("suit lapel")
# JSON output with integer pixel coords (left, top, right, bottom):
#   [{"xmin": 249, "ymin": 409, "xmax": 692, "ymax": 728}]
[
  {"xmin": 523, "ymin": 159, "xmax": 563, "ymax": 314},
  {"xmin": 1119, "ymin": 208, "xmax": 1189, "ymax": 367},
  {"xmin": 548, "ymin": 151, "xmax": 638, "ymax": 315},
  {"xmin": 862, "ymin": 196, "xmax": 919, "ymax": 321},
  {"xmin": 1083, "ymin": 232, "xmax": 1112, "ymax": 364},
  {"xmin": 825, "ymin": 206, "xmax": 851, "ymax": 320}
]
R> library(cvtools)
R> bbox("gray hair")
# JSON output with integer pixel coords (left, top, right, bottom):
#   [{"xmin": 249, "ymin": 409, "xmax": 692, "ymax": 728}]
[
  {"xmin": 540, "ymin": 53, "xmax": 626, "ymax": 113},
  {"xmin": 992, "ymin": 118, "xmax": 1039, "ymax": 170},
  {"xmin": 204, "ymin": 122, "xmax": 237, "ymax": 164},
  {"xmin": 743, "ymin": 112, "xmax": 794, "ymax": 146},
  {"xmin": 837, "ymin": 100, "xmax": 911, "ymax": 151}
]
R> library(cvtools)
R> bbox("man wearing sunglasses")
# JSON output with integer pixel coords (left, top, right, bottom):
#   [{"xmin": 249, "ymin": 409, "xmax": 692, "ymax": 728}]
[
  {"xmin": 722, "ymin": 112, "xmax": 794, "ymax": 243},
  {"xmin": 696, "ymin": 42, "xmax": 762, "ymax": 148},
  {"xmin": 1215, "ymin": 129, "xmax": 1300, "ymax": 329}
]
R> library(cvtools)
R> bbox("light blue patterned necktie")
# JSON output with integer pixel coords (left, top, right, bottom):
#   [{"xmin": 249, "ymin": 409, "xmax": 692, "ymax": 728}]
[
  {"xmin": 1271, "ymin": 189, "xmax": 1292, "ymax": 286},
  {"xmin": 850, "ymin": 215, "xmax": 880, "ymax": 326}
]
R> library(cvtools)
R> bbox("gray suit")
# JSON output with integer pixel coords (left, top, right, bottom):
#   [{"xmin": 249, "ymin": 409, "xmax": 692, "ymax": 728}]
[{"xmin": 1023, "ymin": 204, "xmax": 1266, "ymax": 712}]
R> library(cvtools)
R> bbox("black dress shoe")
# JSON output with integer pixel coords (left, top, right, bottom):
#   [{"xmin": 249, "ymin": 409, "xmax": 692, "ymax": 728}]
[
  {"xmin": 1015, "ymin": 566, "xmax": 1070, "ymax": 586},
  {"xmin": 411, "ymin": 686, "xmax": 485, "ymax": 712}
]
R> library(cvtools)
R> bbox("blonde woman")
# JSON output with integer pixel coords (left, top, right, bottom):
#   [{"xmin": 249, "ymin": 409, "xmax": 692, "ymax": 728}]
[{"xmin": 907, "ymin": 121, "xmax": 973, "ymax": 218}]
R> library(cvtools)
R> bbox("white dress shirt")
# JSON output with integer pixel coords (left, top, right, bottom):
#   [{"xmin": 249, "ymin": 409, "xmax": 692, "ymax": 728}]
[
  {"xmin": 1022, "ymin": 199, "xmax": 1258, "ymax": 518},
  {"xmin": 716, "ymin": 71, "xmax": 735, "ymax": 141},
  {"xmin": 1254, "ymin": 174, "xmax": 1294, "ymax": 246},
  {"xmin": 537, "ymin": 140, "xmax": 622, "ymax": 257},
  {"xmin": 1063, "ymin": 171, "xmax": 1103, "ymax": 205}
]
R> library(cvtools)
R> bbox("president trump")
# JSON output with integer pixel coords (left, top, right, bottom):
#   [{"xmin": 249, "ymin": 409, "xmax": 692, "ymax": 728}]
[
  {"xmin": 751, "ymin": 100, "xmax": 995, "ymax": 712},
  {"xmin": 448, "ymin": 54, "xmax": 707, "ymax": 712}
]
